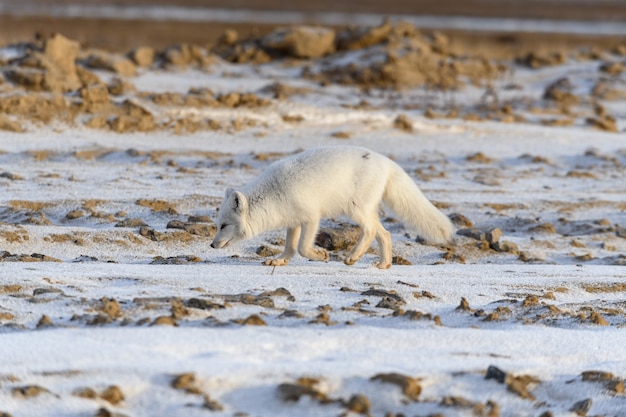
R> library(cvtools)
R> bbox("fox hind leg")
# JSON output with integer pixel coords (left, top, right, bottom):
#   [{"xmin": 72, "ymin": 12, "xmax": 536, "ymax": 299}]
[
  {"xmin": 344, "ymin": 213, "xmax": 378, "ymax": 266},
  {"xmin": 263, "ymin": 226, "xmax": 301, "ymax": 266},
  {"xmin": 297, "ymin": 220, "xmax": 329, "ymax": 262},
  {"xmin": 374, "ymin": 222, "xmax": 392, "ymax": 269}
]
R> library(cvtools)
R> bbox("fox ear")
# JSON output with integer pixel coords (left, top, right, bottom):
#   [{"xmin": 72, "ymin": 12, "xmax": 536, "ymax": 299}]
[{"xmin": 231, "ymin": 191, "xmax": 248, "ymax": 214}]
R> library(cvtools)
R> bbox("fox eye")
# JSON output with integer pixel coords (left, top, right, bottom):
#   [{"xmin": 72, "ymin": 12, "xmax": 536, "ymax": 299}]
[{"xmin": 220, "ymin": 224, "xmax": 227, "ymax": 230}]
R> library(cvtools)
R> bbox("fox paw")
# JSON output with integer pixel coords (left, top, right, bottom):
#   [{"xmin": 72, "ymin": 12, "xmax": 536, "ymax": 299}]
[
  {"xmin": 316, "ymin": 249, "xmax": 329, "ymax": 262},
  {"xmin": 374, "ymin": 261, "xmax": 391, "ymax": 269},
  {"xmin": 263, "ymin": 258, "xmax": 289, "ymax": 266},
  {"xmin": 344, "ymin": 257, "xmax": 357, "ymax": 266}
]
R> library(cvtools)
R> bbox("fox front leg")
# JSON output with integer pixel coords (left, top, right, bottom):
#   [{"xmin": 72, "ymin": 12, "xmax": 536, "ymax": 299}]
[{"xmin": 263, "ymin": 226, "xmax": 301, "ymax": 266}]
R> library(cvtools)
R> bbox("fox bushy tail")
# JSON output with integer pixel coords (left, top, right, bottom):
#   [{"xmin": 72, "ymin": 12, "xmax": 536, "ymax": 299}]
[{"xmin": 383, "ymin": 164, "xmax": 454, "ymax": 244}]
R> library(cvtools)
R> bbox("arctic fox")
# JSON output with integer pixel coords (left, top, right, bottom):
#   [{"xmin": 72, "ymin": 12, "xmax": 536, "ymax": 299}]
[{"xmin": 211, "ymin": 145, "xmax": 453, "ymax": 269}]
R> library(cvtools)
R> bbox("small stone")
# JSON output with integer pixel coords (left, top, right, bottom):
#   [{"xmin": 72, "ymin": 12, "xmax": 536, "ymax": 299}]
[
  {"xmin": 73, "ymin": 387, "xmax": 97, "ymax": 399},
  {"xmin": 449, "ymin": 213, "xmax": 473, "ymax": 228},
  {"xmin": 36, "ymin": 315, "xmax": 53, "ymax": 328},
  {"xmin": 12, "ymin": 385, "xmax": 49, "ymax": 397},
  {"xmin": 171, "ymin": 373, "xmax": 201, "ymax": 394},
  {"xmin": 570, "ymin": 398, "xmax": 592, "ymax": 416},
  {"xmin": 240, "ymin": 314, "xmax": 267, "ymax": 326},
  {"xmin": 151, "ymin": 316, "xmax": 178, "ymax": 326},
  {"xmin": 203, "ymin": 394, "xmax": 224, "ymax": 411},
  {"xmin": 456, "ymin": 297, "xmax": 471, "ymax": 311},
  {"xmin": 345, "ymin": 394, "xmax": 371, "ymax": 414},
  {"xmin": 100, "ymin": 385, "xmax": 124, "ymax": 405},
  {"xmin": 370, "ymin": 373, "xmax": 421, "ymax": 401},
  {"xmin": 485, "ymin": 365, "xmax": 507, "ymax": 384},
  {"xmin": 393, "ymin": 114, "xmax": 413, "ymax": 132}
]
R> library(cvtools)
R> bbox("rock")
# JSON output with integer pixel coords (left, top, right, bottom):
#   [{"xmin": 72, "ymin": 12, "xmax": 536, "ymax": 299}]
[
  {"xmin": 393, "ymin": 114, "xmax": 413, "ymax": 132},
  {"xmin": 345, "ymin": 394, "xmax": 371, "ymax": 414},
  {"xmin": 456, "ymin": 297, "xmax": 471, "ymax": 311},
  {"xmin": 278, "ymin": 378, "xmax": 327, "ymax": 402},
  {"xmin": 42, "ymin": 34, "xmax": 82, "ymax": 91},
  {"xmin": 449, "ymin": 213, "xmax": 473, "ymax": 228},
  {"xmin": 185, "ymin": 298, "xmax": 225, "ymax": 311},
  {"xmin": 337, "ymin": 19, "xmax": 392, "ymax": 50},
  {"xmin": 315, "ymin": 225, "xmax": 360, "ymax": 251},
  {"xmin": 370, "ymin": 372, "xmax": 421, "ymax": 401},
  {"xmin": 256, "ymin": 245, "xmax": 281, "ymax": 257},
  {"xmin": 0, "ymin": 115, "xmax": 24, "ymax": 132},
  {"xmin": 115, "ymin": 218, "xmax": 148, "ymax": 228},
  {"xmin": 600, "ymin": 61, "xmax": 624, "ymax": 75},
  {"xmin": 85, "ymin": 52, "xmax": 137, "ymax": 77},
  {"xmin": 570, "ymin": 398, "xmax": 592, "ymax": 416},
  {"xmin": 238, "ymin": 314, "xmax": 267, "ymax": 326},
  {"xmin": 491, "ymin": 240, "xmax": 519, "ymax": 254},
  {"xmin": 4, "ymin": 68, "xmax": 45, "ymax": 90},
  {"xmin": 99, "ymin": 297, "xmax": 122, "ymax": 319},
  {"xmin": 171, "ymin": 373, "xmax": 201, "ymax": 394},
  {"xmin": 151, "ymin": 256, "xmax": 201, "ymax": 265},
  {"xmin": 586, "ymin": 115, "xmax": 618, "ymax": 133},
  {"xmin": 128, "ymin": 46, "xmax": 155, "ymax": 68},
  {"xmin": 457, "ymin": 227, "xmax": 502, "ymax": 243},
  {"xmin": 518, "ymin": 51, "xmax": 566, "ymax": 68},
  {"xmin": 12, "ymin": 385, "xmax": 49, "ymax": 397},
  {"xmin": 76, "ymin": 66, "xmax": 102, "ymax": 86},
  {"xmin": 262, "ymin": 26, "xmax": 335, "ymax": 59},
  {"xmin": 151, "ymin": 316, "xmax": 178, "ymax": 326},
  {"xmin": 485, "ymin": 365, "xmax": 507, "ymax": 383},
  {"xmin": 161, "ymin": 43, "xmax": 194, "ymax": 66},
  {"xmin": 80, "ymin": 84, "xmax": 111, "ymax": 113},
  {"xmin": 107, "ymin": 77, "xmax": 135, "ymax": 96},
  {"xmin": 100, "ymin": 385, "xmax": 124, "ymax": 405},
  {"xmin": 543, "ymin": 77, "xmax": 579, "ymax": 106},
  {"xmin": 202, "ymin": 394, "xmax": 224, "ymax": 411},
  {"xmin": 376, "ymin": 296, "xmax": 405, "ymax": 310},
  {"xmin": 529, "ymin": 223, "xmax": 556, "ymax": 234}
]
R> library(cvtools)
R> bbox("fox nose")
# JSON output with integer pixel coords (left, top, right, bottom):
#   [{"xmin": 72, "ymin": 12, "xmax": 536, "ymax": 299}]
[{"xmin": 210, "ymin": 242, "xmax": 217, "ymax": 248}]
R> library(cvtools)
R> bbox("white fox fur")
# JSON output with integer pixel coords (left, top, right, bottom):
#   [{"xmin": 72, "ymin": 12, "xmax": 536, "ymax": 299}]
[{"xmin": 211, "ymin": 145, "xmax": 453, "ymax": 268}]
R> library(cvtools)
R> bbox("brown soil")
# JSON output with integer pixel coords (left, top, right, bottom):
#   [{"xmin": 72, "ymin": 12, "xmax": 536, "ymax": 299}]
[{"xmin": 1, "ymin": 1, "xmax": 624, "ymax": 57}]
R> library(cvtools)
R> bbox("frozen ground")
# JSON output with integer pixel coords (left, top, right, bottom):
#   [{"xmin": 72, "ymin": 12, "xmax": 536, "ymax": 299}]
[{"xmin": 1, "ymin": 27, "xmax": 626, "ymax": 417}]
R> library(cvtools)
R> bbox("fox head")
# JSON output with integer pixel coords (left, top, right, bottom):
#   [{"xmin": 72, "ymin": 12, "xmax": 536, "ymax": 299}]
[{"xmin": 211, "ymin": 188, "xmax": 253, "ymax": 249}]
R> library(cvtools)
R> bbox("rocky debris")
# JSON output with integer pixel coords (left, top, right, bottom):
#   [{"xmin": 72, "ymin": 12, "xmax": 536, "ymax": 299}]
[
  {"xmin": 166, "ymin": 219, "xmax": 216, "ymax": 237},
  {"xmin": 370, "ymin": 373, "xmax": 421, "ymax": 401},
  {"xmin": 457, "ymin": 227, "xmax": 518, "ymax": 254},
  {"xmin": 256, "ymin": 245, "xmax": 281, "ymax": 257},
  {"xmin": 261, "ymin": 26, "xmax": 336, "ymax": 59},
  {"xmin": 449, "ymin": 213, "xmax": 473, "ymax": 228},
  {"xmin": 150, "ymin": 255, "xmax": 202, "ymax": 265},
  {"xmin": 0, "ymin": 115, "xmax": 24, "ymax": 132},
  {"xmin": 128, "ymin": 46, "xmax": 155, "ymax": 68},
  {"xmin": 393, "ymin": 114, "xmax": 413, "ymax": 132},
  {"xmin": 569, "ymin": 398, "xmax": 592, "ymax": 416},
  {"xmin": 100, "ymin": 385, "xmax": 124, "ymax": 405},
  {"xmin": 1, "ymin": 252, "xmax": 61, "ymax": 262},
  {"xmin": 185, "ymin": 298, "xmax": 226, "ymax": 311},
  {"xmin": 581, "ymin": 371, "xmax": 625, "ymax": 394},
  {"xmin": 344, "ymin": 394, "xmax": 371, "ymax": 414},
  {"xmin": 543, "ymin": 77, "xmax": 578, "ymax": 106},
  {"xmin": 84, "ymin": 51, "xmax": 137, "ymax": 77},
  {"xmin": 278, "ymin": 377, "xmax": 328, "ymax": 403},
  {"xmin": 485, "ymin": 365, "xmax": 538, "ymax": 400},
  {"xmin": 315, "ymin": 224, "xmax": 360, "ymax": 251},
  {"xmin": 5, "ymin": 34, "xmax": 81, "ymax": 92},
  {"xmin": 234, "ymin": 314, "xmax": 267, "ymax": 326},
  {"xmin": 518, "ymin": 51, "xmax": 566, "ymax": 68},
  {"xmin": 12, "ymin": 385, "xmax": 50, "ymax": 398}
]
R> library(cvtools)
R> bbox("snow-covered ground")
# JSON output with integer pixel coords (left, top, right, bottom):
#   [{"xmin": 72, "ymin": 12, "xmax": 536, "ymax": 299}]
[{"xmin": 1, "ymin": 31, "xmax": 626, "ymax": 416}]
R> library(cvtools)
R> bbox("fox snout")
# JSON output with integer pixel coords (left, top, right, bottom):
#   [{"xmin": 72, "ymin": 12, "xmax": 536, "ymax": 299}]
[{"xmin": 210, "ymin": 238, "xmax": 229, "ymax": 249}]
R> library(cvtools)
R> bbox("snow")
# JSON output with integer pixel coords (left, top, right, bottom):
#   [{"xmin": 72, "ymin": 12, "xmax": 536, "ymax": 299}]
[{"xmin": 1, "ymin": 37, "xmax": 626, "ymax": 417}]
